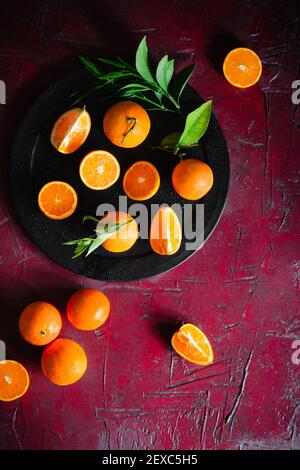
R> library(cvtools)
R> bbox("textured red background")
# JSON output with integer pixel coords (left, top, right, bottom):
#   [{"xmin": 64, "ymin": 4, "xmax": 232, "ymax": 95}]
[{"xmin": 0, "ymin": 0, "xmax": 300, "ymax": 450}]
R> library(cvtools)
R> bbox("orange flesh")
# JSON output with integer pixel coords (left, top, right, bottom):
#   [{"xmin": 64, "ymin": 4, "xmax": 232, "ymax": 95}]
[
  {"xmin": 171, "ymin": 323, "xmax": 214, "ymax": 365},
  {"xmin": 38, "ymin": 181, "xmax": 78, "ymax": 220},
  {"xmin": 79, "ymin": 150, "xmax": 120, "ymax": 190},
  {"xmin": 123, "ymin": 161, "xmax": 160, "ymax": 200},
  {"xmin": 223, "ymin": 47, "xmax": 262, "ymax": 88},
  {"xmin": 50, "ymin": 108, "xmax": 91, "ymax": 154},
  {"xmin": 150, "ymin": 207, "xmax": 182, "ymax": 255},
  {"xmin": 0, "ymin": 360, "xmax": 30, "ymax": 401}
]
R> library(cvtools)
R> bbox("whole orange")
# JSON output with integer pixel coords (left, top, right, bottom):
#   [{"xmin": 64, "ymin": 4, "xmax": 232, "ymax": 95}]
[
  {"xmin": 19, "ymin": 301, "xmax": 62, "ymax": 346},
  {"xmin": 103, "ymin": 101, "xmax": 151, "ymax": 148},
  {"xmin": 172, "ymin": 159, "xmax": 214, "ymax": 200},
  {"xmin": 41, "ymin": 338, "xmax": 87, "ymax": 386},
  {"xmin": 98, "ymin": 211, "xmax": 139, "ymax": 253},
  {"xmin": 67, "ymin": 288, "xmax": 110, "ymax": 331}
]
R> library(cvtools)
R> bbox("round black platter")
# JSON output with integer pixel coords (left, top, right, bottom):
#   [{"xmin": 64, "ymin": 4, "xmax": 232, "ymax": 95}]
[{"xmin": 9, "ymin": 69, "xmax": 230, "ymax": 282}]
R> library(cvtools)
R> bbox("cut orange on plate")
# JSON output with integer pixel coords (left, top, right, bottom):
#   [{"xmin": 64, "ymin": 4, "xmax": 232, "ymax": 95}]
[
  {"xmin": 123, "ymin": 161, "xmax": 160, "ymax": 201},
  {"xmin": 38, "ymin": 181, "xmax": 78, "ymax": 220},
  {"xmin": 171, "ymin": 323, "xmax": 214, "ymax": 366},
  {"xmin": 223, "ymin": 47, "xmax": 262, "ymax": 88},
  {"xmin": 50, "ymin": 107, "xmax": 91, "ymax": 154},
  {"xmin": 79, "ymin": 150, "xmax": 120, "ymax": 190},
  {"xmin": 150, "ymin": 206, "xmax": 182, "ymax": 255},
  {"xmin": 0, "ymin": 360, "xmax": 30, "ymax": 401}
]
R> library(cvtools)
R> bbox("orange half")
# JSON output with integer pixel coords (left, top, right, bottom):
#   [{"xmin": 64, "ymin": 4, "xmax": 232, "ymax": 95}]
[
  {"xmin": 223, "ymin": 47, "xmax": 262, "ymax": 88},
  {"xmin": 171, "ymin": 323, "xmax": 214, "ymax": 365},
  {"xmin": 0, "ymin": 360, "xmax": 30, "ymax": 401},
  {"xmin": 79, "ymin": 150, "xmax": 120, "ymax": 190},
  {"xmin": 50, "ymin": 107, "xmax": 91, "ymax": 154},
  {"xmin": 38, "ymin": 181, "xmax": 78, "ymax": 220},
  {"xmin": 123, "ymin": 161, "xmax": 160, "ymax": 201}
]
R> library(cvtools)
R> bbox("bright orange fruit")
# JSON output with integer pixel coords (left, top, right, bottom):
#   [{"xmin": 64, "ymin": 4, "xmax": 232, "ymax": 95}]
[
  {"xmin": 38, "ymin": 181, "xmax": 78, "ymax": 220},
  {"xmin": 123, "ymin": 161, "xmax": 160, "ymax": 201},
  {"xmin": 223, "ymin": 47, "xmax": 262, "ymax": 88},
  {"xmin": 79, "ymin": 150, "xmax": 120, "ymax": 190},
  {"xmin": 67, "ymin": 288, "xmax": 110, "ymax": 331},
  {"xmin": 172, "ymin": 159, "xmax": 213, "ymax": 201},
  {"xmin": 41, "ymin": 338, "xmax": 87, "ymax": 386},
  {"xmin": 50, "ymin": 107, "xmax": 91, "ymax": 154},
  {"xmin": 98, "ymin": 211, "xmax": 139, "ymax": 253},
  {"xmin": 103, "ymin": 101, "xmax": 151, "ymax": 148},
  {"xmin": 150, "ymin": 206, "xmax": 182, "ymax": 255},
  {"xmin": 0, "ymin": 360, "xmax": 30, "ymax": 401},
  {"xmin": 19, "ymin": 301, "xmax": 62, "ymax": 346},
  {"xmin": 171, "ymin": 323, "xmax": 214, "ymax": 366}
]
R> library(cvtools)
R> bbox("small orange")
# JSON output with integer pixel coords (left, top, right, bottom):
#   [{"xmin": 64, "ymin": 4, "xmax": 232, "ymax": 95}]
[
  {"xmin": 171, "ymin": 323, "xmax": 214, "ymax": 366},
  {"xmin": 19, "ymin": 301, "xmax": 62, "ymax": 346},
  {"xmin": 67, "ymin": 288, "xmax": 110, "ymax": 331},
  {"xmin": 223, "ymin": 47, "xmax": 262, "ymax": 88},
  {"xmin": 0, "ymin": 360, "xmax": 30, "ymax": 402},
  {"xmin": 41, "ymin": 338, "xmax": 87, "ymax": 386},
  {"xmin": 123, "ymin": 161, "xmax": 160, "ymax": 201},
  {"xmin": 38, "ymin": 181, "xmax": 78, "ymax": 220},
  {"xmin": 172, "ymin": 159, "xmax": 213, "ymax": 201},
  {"xmin": 97, "ymin": 211, "xmax": 139, "ymax": 253},
  {"xmin": 50, "ymin": 107, "xmax": 91, "ymax": 154},
  {"xmin": 79, "ymin": 150, "xmax": 120, "ymax": 190},
  {"xmin": 150, "ymin": 206, "xmax": 182, "ymax": 255},
  {"xmin": 103, "ymin": 101, "xmax": 151, "ymax": 148}
]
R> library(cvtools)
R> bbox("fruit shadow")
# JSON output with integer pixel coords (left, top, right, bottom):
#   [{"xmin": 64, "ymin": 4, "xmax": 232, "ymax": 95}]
[
  {"xmin": 206, "ymin": 30, "xmax": 243, "ymax": 74},
  {"xmin": 150, "ymin": 310, "xmax": 188, "ymax": 349}
]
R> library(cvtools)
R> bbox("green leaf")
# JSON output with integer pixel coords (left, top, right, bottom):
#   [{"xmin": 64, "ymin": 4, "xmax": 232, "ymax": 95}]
[
  {"xmin": 83, "ymin": 215, "xmax": 99, "ymax": 224},
  {"xmin": 87, "ymin": 220, "xmax": 131, "ymax": 256},
  {"xmin": 98, "ymin": 57, "xmax": 126, "ymax": 69},
  {"xmin": 135, "ymin": 36, "xmax": 154, "ymax": 83},
  {"xmin": 178, "ymin": 100, "xmax": 212, "ymax": 147},
  {"xmin": 160, "ymin": 132, "xmax": 181, "ymax": 148},
  {"xmin": 79, "ymin": 56, "xmax": 102, "ymax": 78},
  {"xmin": 156, "ymin": 55, "xmax": 173, "ymax": 91},
  {"xmin": 172, "ymin": 64, "xmax": 195, "ymax": 101}
]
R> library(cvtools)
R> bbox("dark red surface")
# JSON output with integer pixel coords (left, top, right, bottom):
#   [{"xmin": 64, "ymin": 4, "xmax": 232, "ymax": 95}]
[{"xmin": 0, "ymin": 0, "xmax": 300, "ymax": 450}]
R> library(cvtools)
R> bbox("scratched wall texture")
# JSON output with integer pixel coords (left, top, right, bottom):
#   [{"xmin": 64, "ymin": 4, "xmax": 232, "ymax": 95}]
[{"xmin": 0, "ymin": 0, "xmax": 300, "ymax": 450}]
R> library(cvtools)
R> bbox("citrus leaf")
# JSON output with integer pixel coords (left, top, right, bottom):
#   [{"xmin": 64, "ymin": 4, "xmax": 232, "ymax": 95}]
[
  {"xmin": 172, "ymin": 64, "xmax": 195, "ymax": 101},
  {"xmin": 87, "ymin": 220, "xmax": 132, "ymax": 256},
  {"xmin": 83, "ymin": 215, "xmax": 99, "ymax": 224},
  {"xmin": 135, "ymin": 36, "xmax": 154, "ymax": 83},
  {"xmin": 156, "ymin": 55, "xmax": 174, "ymax": 91},
  {"xmin": 160, "ymin": 132, "xmax": 181, "ymax": 148},
  {"xmin": 79, "ymin": 56, "xmax": 102, "ymax": 78},
  {"xmin": 178, "ymin": 100, "xmax": 212, "ymax": 147}
]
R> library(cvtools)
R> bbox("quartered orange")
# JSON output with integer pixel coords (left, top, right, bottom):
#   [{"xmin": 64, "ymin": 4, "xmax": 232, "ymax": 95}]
[
  {"xmin": 150, "ymin": 206, "xmax": 182, "ymax": 255},
  {"xmin": 50, "ymin": 107, "xmax": 91, "ymax": 154},
  {"xmin": 79, "ymin": 150, "xmax": 120, "ymax": 190},
  {"xmin": 0, "ymin": 360, "xmax": 30, "ymax": 401},
  {"xmin": 38, "ymin": 181, "xmax": 78, "ymax": 220},
  {"xmin": 171, "ymin": 323, "xmax": 214, "ymax": 366},
  {"xmin": 223, "ymin": 47, "xmax": 262, "ymax": 88}
]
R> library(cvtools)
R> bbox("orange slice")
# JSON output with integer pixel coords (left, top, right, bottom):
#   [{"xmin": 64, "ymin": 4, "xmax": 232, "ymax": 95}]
[
  {"xmin": 171, "ymin": 323, "xmax": 214, "ymax": 366},
  {"xmin": 223, "ymin": 47, "xmax": 262, "ymax": 88},
  {"xmin": 79, "ymin": 150, "xmax": 120, "ymax": 190},
  {"xmin": 0, "ymin": 360, "xmax": 30, "ymax": 401},
  {"xmin": 38, "ymin": 181, "xmax": 78, "ymax": 220},
  {"xmin": 50, "ymin": 107, "xmax": 91, "ymax": 154},
  {"xmin": 123, "ymin": 161, "xmax": 160, "ymax": 201},
  {"xmin": 150, "ymin": 206, "xmax": 182, "ymax": 255}
]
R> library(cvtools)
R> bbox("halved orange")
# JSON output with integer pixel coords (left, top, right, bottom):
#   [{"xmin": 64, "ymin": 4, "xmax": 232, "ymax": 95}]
[
  {"xmin": 79, "ymin": 150, "xmax": 120, "ymax": 190},
  {"xmin": 123, "ymin": 161, "xmax": 160, "ymax": 201},
  {"xmin": 172, "ymin": 323, "xmax": 214, "ymax": 366},
  {"xmin": 150, "ymin": 206, "xmax": 182, "ymax": 255},
  {"xmin": 223, "ymin": 47, "xmax": 262, "ymax": 88},
  {"xmin": 38, "ymin": 181, "xmax": 78, "ymax": 220},
  {"xmin": 50, "ymin": 107, "xmax": 91, "ymax": 154},
  {"xmin": 0, "ymin": 360, "xmax": 30, "ymax": 401}
]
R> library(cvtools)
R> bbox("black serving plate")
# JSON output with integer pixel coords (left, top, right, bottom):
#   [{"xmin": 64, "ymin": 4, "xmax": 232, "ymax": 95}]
[{"xmin": 9, "ymin": 69, "xmax": 230, "ymax": 281}]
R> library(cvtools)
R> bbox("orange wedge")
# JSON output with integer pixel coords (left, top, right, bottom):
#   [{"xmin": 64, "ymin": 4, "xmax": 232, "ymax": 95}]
[
  {"xmin": 223, "ymin": 47, "xmax": 262, "ymax": 88},
  {"xmin": 38, "ymin": 181, "xmax": 78, "ymax": 220},
  {"xmin": 0, "ymin": 360, "xmax": 30, "ymax": 401},
  {"xmin": 79, "ymin": 150, "xmax": 120, "ymax": 190},
  {"xmin": 172, "ymin": 323, "xmax": 214, "ymax": 365},
  {"xmin": 50, "ymin": 107, "xmax": 91, "ymax": 154},
  {"xmin": 123, "ymin": 161, "xmax": 160, "ymax": 201},
  {"xmin": 150, "ymin": 206, "xmax": 182, "ymax": 255}
]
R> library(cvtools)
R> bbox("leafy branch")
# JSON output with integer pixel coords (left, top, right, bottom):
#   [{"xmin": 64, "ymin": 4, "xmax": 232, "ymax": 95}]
[
  {"xmin": 77, "ymin": 36, "xmax": 195, "ymax": 112},
  {"xmin": 63, "ymin": 216, "xmax": 131, "ymax": 259}
]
